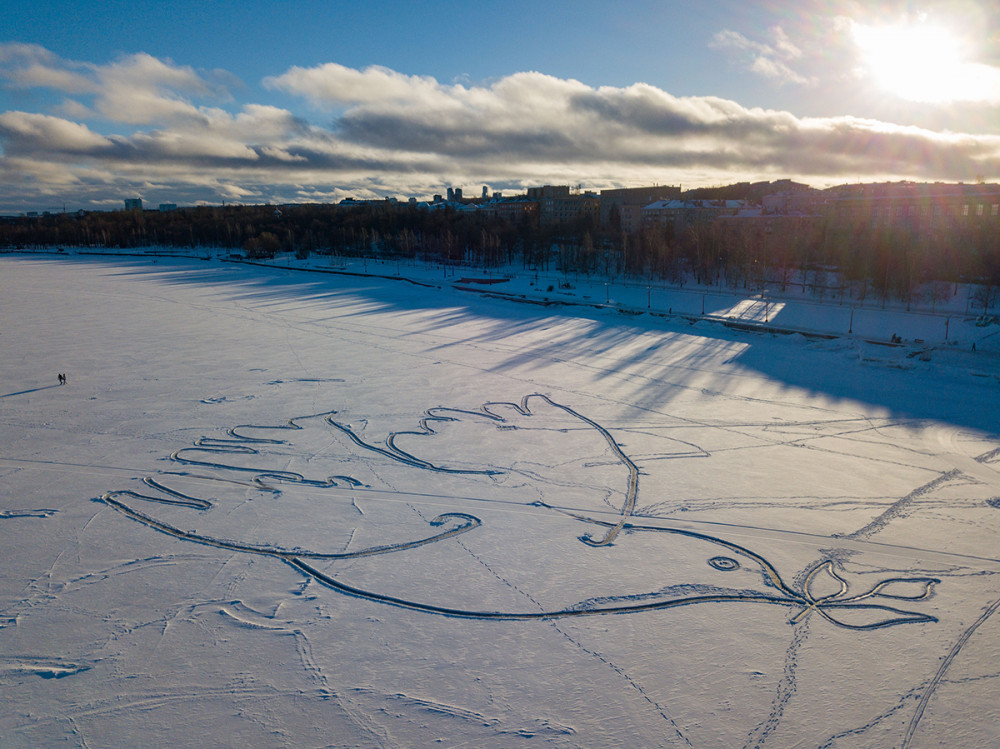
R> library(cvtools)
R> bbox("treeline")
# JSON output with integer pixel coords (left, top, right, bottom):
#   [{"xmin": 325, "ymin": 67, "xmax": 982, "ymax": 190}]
[
  {"xmin": 2, "ymin": 200, "xmax": 998, "ymax": 310},
  {"xmin": 0, "ymin": 203, "xmax": 541, "ymax": 268},
  {"xmin": 825, "ymin": 219, "xmax": 999, "ymax": 309}
]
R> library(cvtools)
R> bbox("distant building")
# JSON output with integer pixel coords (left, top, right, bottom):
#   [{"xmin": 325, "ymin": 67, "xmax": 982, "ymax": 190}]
[
  {"xmin": 124, "ymin": 198, "xmax": 142, "ymax": 211},
  {"xmin": 526, "ymin": 185, "xmax": 599, "ymax": 227},
  {"xmin": 478, "ymin": 197, "xmax": 540, "ymax": 224},
  {"xmin": 599, "ymin": 185, "xmax": 681, "ymax": 233},
  {"xmin": 822, "ymin": 182, "xmax": 1000, "ymax": 264},
  {"xmin": 158, "ymin": 203, "xmax": 177, "ymax": 212},
  {"xmin": 761, "ymin": 189, "xmax": 823, "ymax": 215},
  {"xmin": 825, "ymin": 182, "xmax": 1000, "ymax": 228},
  {"xmin": 526, "ymin": 185, "xmax": 570, "ymax": 200},
  {"xmin": 642, "ymin": 199, "xmax": 749, "ymax": 233}
]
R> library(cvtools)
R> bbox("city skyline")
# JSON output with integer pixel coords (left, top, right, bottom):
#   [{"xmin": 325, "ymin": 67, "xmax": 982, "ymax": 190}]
[{"xmin": 2, "ymin": 0, "xmax": 1000, "ymax": 213}]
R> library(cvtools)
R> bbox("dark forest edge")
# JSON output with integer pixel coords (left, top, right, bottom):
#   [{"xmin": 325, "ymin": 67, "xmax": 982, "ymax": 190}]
[{"xmin": 2, "ymin": 193, "xmax": 998, "ymax": 312}]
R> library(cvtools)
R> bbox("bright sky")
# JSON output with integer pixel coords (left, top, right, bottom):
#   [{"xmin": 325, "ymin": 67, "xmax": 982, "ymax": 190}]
[{"xmin": 2, "ymin": 0, "xmax": 1000, "ymax": 212}]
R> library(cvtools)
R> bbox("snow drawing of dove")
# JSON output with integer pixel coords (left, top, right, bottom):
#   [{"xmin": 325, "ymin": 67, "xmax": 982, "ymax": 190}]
[{"xmin": 101, "ymin": 393, "xmax": 939, "ymax": 630}]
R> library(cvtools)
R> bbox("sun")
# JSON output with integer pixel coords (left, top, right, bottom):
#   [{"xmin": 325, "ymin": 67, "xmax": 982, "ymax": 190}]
[{"xmin": 852, "ymin": 19, "xmax": 970, "ymax": 103}]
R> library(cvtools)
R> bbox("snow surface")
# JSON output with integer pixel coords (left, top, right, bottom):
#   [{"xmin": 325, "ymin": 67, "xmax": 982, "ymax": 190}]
[{"xmin": 2, "ymin": 252, "xmax": 999, "ymax": 747}]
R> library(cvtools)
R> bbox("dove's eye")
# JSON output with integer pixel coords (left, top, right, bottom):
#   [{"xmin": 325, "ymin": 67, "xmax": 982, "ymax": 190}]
[{"xmin": 709, "ymin": 556, "xmax": 740, "ymax": 571}]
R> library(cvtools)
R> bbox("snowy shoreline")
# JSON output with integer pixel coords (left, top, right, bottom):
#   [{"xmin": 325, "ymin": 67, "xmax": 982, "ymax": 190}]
[{"xmin": 6, "ymin": 245, "xmax": 999, "ymax": 352}]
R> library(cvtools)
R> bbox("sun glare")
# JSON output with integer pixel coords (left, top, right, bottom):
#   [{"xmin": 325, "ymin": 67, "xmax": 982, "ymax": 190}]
[{"xmin": 852, "ymin": 20, "xmax": 971, "ymax": 103}]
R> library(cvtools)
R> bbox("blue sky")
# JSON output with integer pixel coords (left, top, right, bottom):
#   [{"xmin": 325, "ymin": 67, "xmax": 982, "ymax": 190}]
[{"xmin": 2, "ymin": 0, "xmax": 1000, "ymax": 212}]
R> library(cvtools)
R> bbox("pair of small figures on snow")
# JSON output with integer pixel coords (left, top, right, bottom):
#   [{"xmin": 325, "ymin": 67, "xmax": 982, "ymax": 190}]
[{"xmin": 57, "ymin": 373, "xmax": 67, "ymax": 385}]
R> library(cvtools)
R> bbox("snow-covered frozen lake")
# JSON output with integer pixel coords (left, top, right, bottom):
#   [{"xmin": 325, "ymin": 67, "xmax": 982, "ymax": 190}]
[{"xmin": 2, "ymin": 254, "xmax": 999, "ymax": 747}]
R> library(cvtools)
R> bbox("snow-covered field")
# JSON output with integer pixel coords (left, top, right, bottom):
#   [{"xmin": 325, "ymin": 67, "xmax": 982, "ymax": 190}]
[{"xmin": 2, "ymin": 253, "xmax": 999, "ymax": 747}]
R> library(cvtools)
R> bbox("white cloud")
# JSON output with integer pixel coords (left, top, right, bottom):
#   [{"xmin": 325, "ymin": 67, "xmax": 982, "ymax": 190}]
[
  {"xmin": 0, "ymin": 111, "xmax": 111, "ymax": 152},
  {"xmin": 93, "ymin": 52, "xmax": 233, "ymax": 124},
  {"xmin": 0, "ymin": 43, "xmax": 97, "ymax": 95},
  {"xmin": 264, "ymin": 63, "xmax": 443, "ymax": 106},
  {"xmin": 2, "ymin": 50, "xmax": 1000, "ymax": 211},
  {"xmin": 710, "ymin": 26, "xmax": 813, "ymax": 85},
  {"xmin": 0, "ymin": 44, "xmax": 236, "ymax": 126},
  {"xmin": 0, "ymin": 42, "xmax": 53, "ymax": 63},
  {"xmin": 770, "ymin": 26, "xmax": 803, "ymax": 60},
  {"xmin": 55, "ymin": 98, "xmax": 96, "ymax": 120}
]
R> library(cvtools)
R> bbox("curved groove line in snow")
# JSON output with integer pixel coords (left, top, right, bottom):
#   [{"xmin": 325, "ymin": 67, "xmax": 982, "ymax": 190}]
[
  {"xmin": 102, "ymin": 393, "xmax": 941, "ymax": 632},
  {"xmin": 902, "ymin": 594, "xmax": 1000, "ymax": 748}
]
